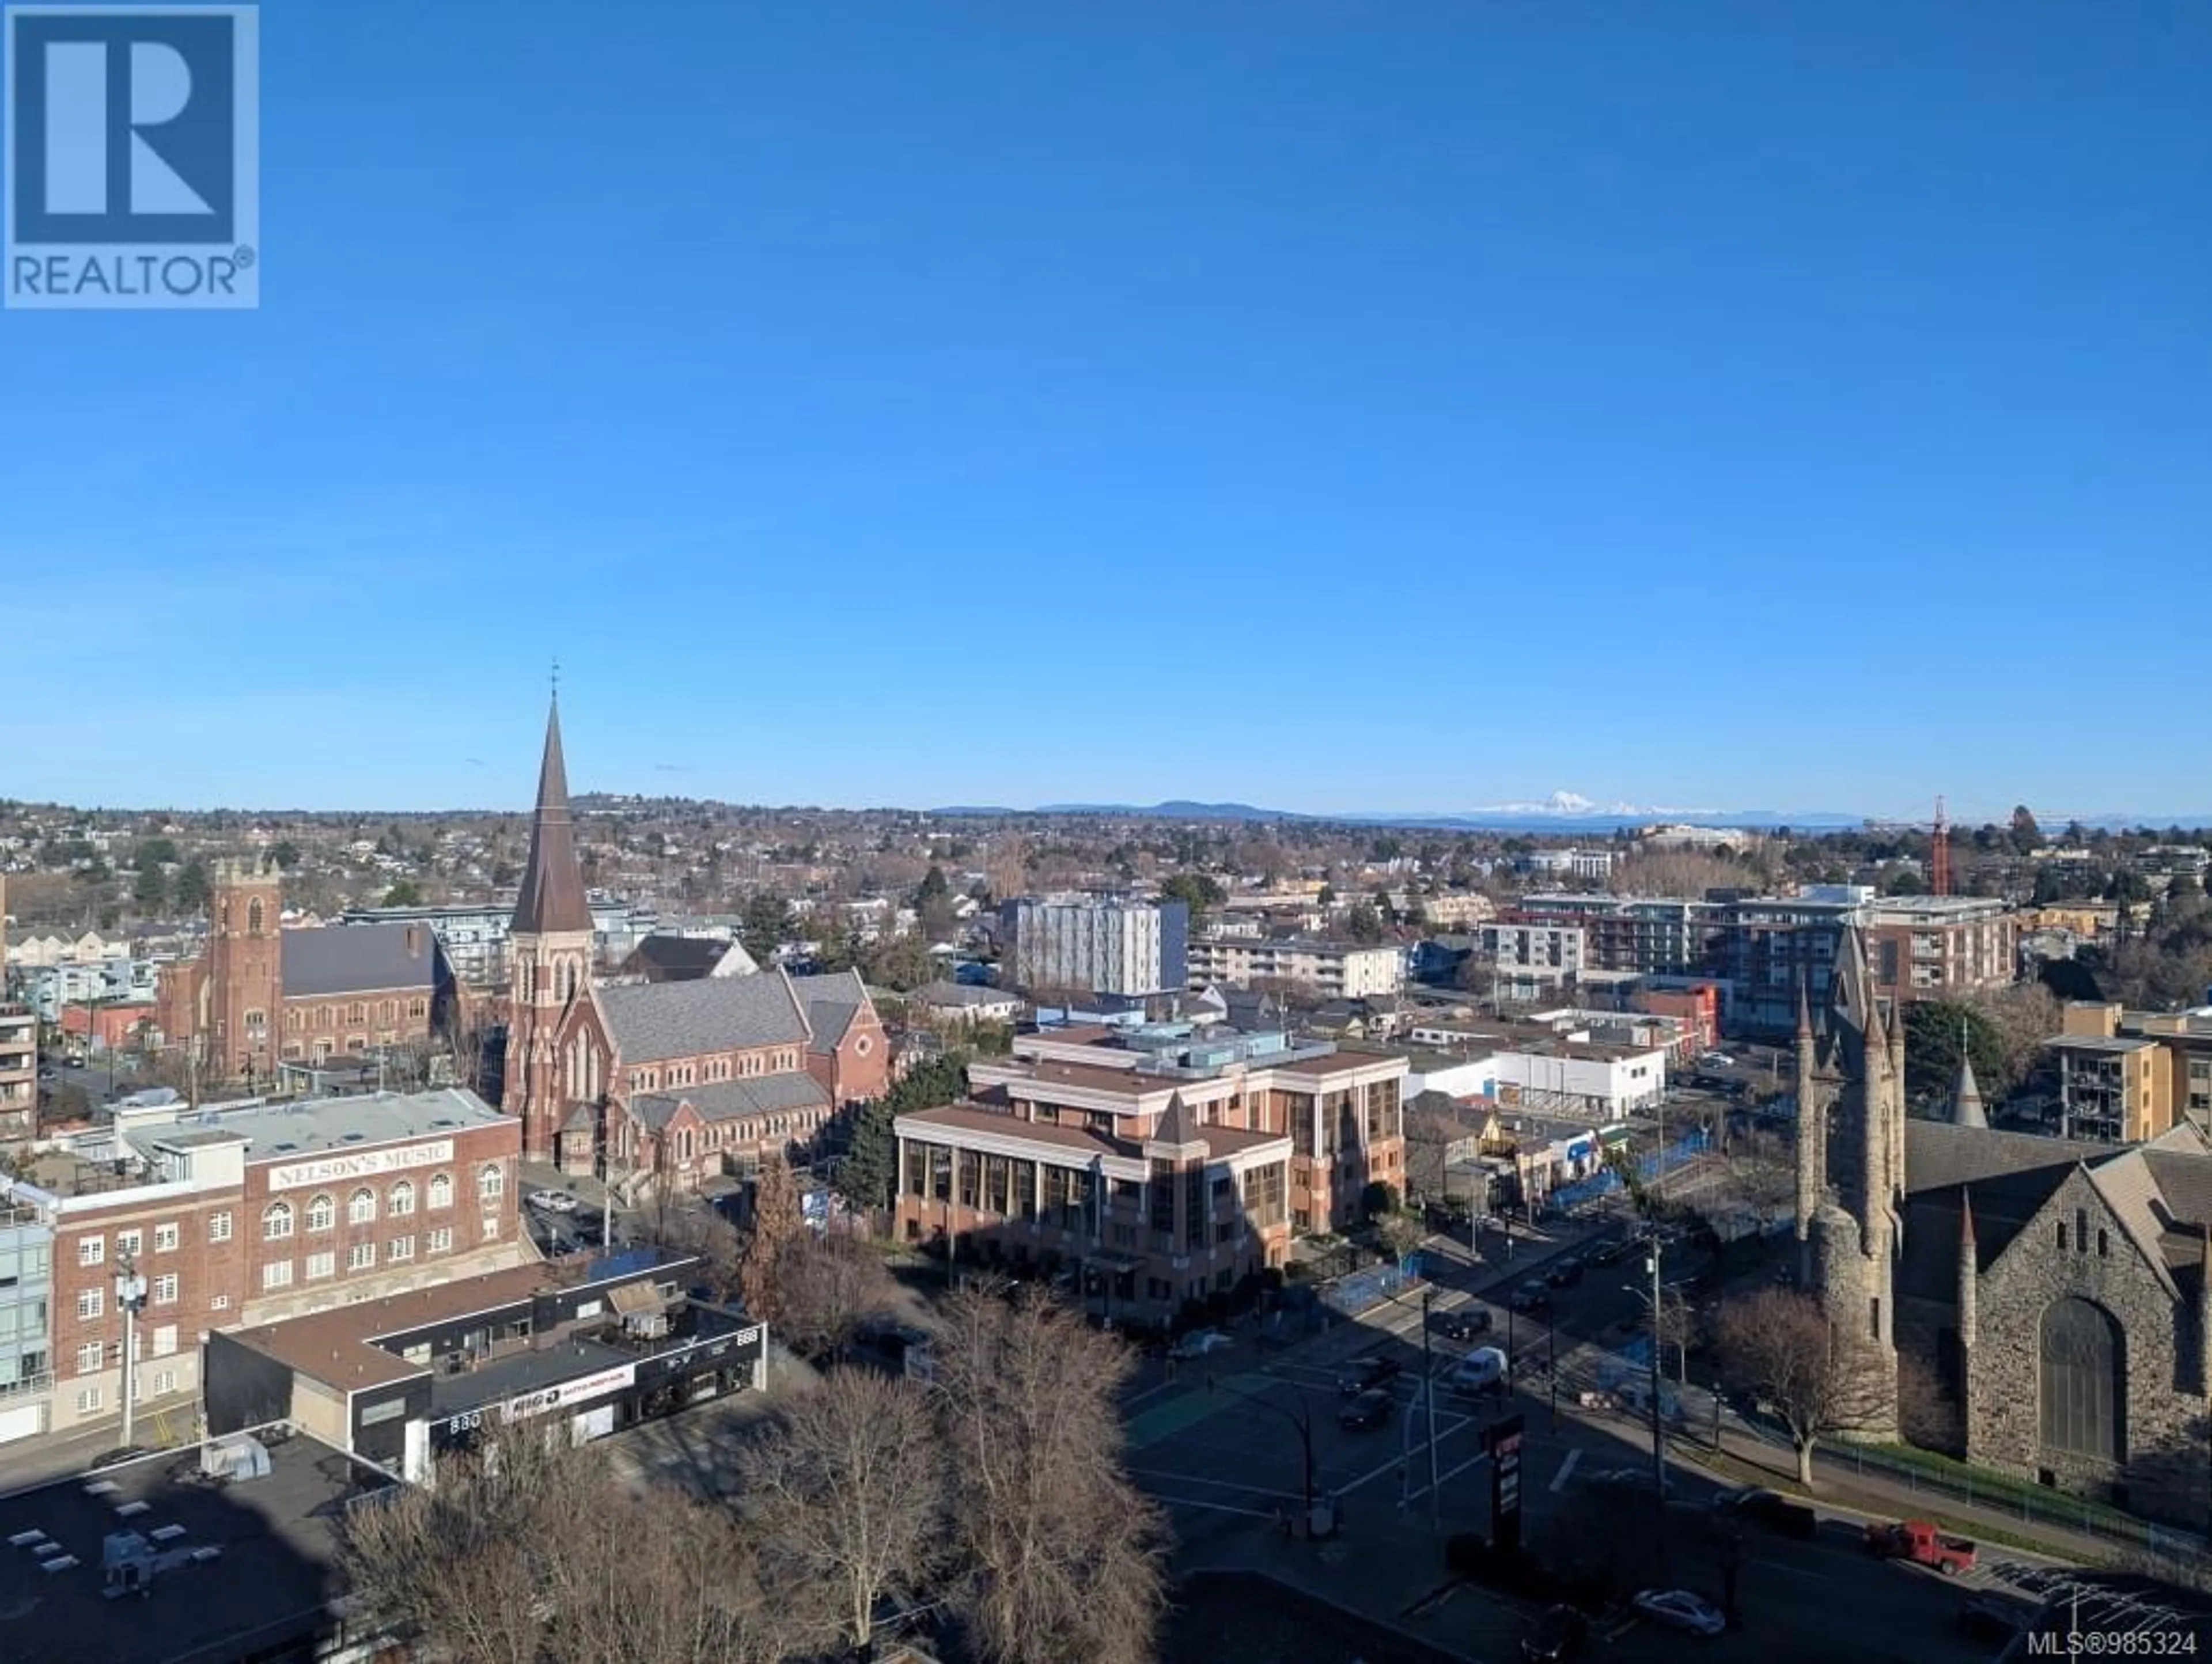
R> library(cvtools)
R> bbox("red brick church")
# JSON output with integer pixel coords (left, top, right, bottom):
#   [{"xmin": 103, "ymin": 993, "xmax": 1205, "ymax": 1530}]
[
  {"xmin": 156, "ymin": 861, "xmax": 458, "ymax": 1089},
  {"xmin": 502, "ymin": 699, "xmax": 889, "ymax": 1191}
]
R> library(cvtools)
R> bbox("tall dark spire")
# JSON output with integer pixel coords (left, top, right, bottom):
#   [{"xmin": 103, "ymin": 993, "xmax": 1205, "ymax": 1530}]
[{"xmin": 511, "ymin": 697, "xmax": 593, "ymax": 935}]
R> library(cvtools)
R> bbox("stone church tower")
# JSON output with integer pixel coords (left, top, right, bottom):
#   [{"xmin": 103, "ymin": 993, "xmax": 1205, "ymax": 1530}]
[
  {"xmin": 1794, "ymin": 928, "xmax": 1902, "ymax": 1440},
  {"xmin": 503, "ymin": 698, "xmax": 596, "ymax": 1160},
  {"xmin": 204, "ymin": 856, "xmax": 282, "ymax": 1089}
]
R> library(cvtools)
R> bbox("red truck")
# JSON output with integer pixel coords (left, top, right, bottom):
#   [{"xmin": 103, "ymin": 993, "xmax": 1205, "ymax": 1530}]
[{"xmin": 1863, "ymin": 1518, "xmax": 1978, "ymax": 1576}]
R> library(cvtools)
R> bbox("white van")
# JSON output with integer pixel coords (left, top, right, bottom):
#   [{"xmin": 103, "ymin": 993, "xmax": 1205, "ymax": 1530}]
[{"xmin": 1448, "ymin": 1345, "xmax": 1509, "ymax": 1395}]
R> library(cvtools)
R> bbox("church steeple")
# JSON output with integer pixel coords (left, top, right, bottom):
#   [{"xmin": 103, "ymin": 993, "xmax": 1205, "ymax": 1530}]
[
  {"xmin": 512, "ymin": 695, "xmax": 593, "ymax": 937},
  {"xmin": 505, "ymin": 691, "xmax": 596, "ymax": 1162},
  {"xmin": 1952, "ymin": 1026, "xmax": 1988, "ymax": 1129}
]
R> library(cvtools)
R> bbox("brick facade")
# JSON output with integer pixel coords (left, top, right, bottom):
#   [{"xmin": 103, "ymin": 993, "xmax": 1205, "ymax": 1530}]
[{"xmin": 39, "ymin": 1100, "xmax": 523, "ymax": 1439}]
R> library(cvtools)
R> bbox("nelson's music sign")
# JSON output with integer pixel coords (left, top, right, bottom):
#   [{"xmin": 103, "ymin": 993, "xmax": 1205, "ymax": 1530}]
[{"xmin": 266, "ymin": 1138, "xmax": 456, "ymax": 1192}]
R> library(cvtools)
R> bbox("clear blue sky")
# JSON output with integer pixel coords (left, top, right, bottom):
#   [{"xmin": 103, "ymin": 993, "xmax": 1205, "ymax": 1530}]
[{"xmin": 5, "ymin": 2, "xmax": 2207, "ymax": 823}]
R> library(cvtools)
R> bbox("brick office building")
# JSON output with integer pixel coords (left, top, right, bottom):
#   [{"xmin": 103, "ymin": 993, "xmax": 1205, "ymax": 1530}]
[
  {"xmin": 892, "ymin": 1028, "xmax": 1408, "ymax": 1324},
  {"xmin": 7, "ymin": 1088, "xmax": 528, "ymax": 1444},
  {"xmin": 499, "ymin": 700, "xmax": 890, "ymax": 1187},
  {"xmin": 155, "ymin": 861, "xmax": 463, "ymax": 1088}
]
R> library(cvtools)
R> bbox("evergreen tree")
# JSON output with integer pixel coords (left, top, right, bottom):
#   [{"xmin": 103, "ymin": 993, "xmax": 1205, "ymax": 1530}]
[
  {"xmin": 839, "ymin": 1097, "xmax": 899, "ymax": 1212},
  {"xmin": 739, "ymin": 1155, "xmax": 805, "ymax": 1324}
]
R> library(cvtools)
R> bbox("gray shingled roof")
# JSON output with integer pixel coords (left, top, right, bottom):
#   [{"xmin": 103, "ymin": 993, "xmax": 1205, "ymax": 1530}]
[
  {"xmin": 629, "ymin": 1071, "xmax": 830, "ymax": 1132},
  {"xmin": 2089, "ymin": 1151, "xmax": 2180, "ymax": 1297},
  {"xmin": 790, "ymin": 970, "xmax": 869, "ymax": 1054},
  {"xmin": 281, "ymin": 923, "xmax": 439, "ymax": 998},
  {"xmin": 1905, "ymin": 1119, "xmax": 2079, "ymax": 1197},
  {"xmin": 597, "ymin": 972, "xmax": 809, "ymax": 1064}
]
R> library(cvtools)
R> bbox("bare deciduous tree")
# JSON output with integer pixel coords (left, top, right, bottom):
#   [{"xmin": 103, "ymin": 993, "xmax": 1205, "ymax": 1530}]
[
  {"xmin": 1719, "ymin": 1128, "xmax": 1796, "ymax": 1233},
  {"xmin": 931, "ymin": 1286, "xmax": 1168, "ymax": 1664},
  {"xmin": 776, "ymin": 1231, "xmax": 899, "ymax": 1361},
  {"xmin": 649, "ymin": 1200, "xmax": 748, "ymax": 1304},
  {"xmin": 1711, "ymin": 1288, "xmax": 1887, "ymax": 1488},
  {"xmin": 737, "ymin": 1370, "xmax": 946, "ymax": 1652},
  {"xmin": 343, "ymin": 1430, "xmax": 800, "ymax": 1663}
]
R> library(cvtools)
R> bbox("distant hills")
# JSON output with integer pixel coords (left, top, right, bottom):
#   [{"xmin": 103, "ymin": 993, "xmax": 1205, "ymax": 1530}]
[{"xmin": 929, "ymin": 800, "xmax": 1869, "ymax": 832}]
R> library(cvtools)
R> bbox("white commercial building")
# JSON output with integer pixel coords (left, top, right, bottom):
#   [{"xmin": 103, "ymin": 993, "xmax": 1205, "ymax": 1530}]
[{"xmin": 1184, "ymin": 937, "xmax": 1406, "ymax": 999}]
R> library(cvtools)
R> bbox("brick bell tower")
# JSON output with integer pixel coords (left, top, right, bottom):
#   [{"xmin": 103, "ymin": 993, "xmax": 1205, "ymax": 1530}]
[
  {"xmin": 503, "ymin": 694, "xmax": 596, "ymax": 1159},
  {"xmin": 205, "ymin": 855, "xmax": 282, "ymax": 1089}
]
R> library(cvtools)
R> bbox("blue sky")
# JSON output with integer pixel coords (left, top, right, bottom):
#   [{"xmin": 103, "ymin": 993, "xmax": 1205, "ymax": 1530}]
[{"xmin": 4, "ymin": 2, "xmax": 2207, "ymax": 822}]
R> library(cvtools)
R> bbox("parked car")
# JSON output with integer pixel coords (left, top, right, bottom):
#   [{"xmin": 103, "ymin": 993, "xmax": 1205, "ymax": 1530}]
[
  {"xmin": 1433, "ymin": 1307, "xmax": 1493, "ymax": 1341},
  {"xmin": 1338, "ymin": 1386, "xmax": 1395, "ymax": 1432},
  {"xmin": 1340, "ymin": 1354, "xmax": 1403, "ymax": 1394},
  {"xmin": 1588, "ymin": 1235, "xmax": 1633, "ymax": 1267},
  {"xmin": 1863, "ymin": 1518, "xmax": 1976, "ymax": 1575},
  {"xmin": 1544, "ymin": 1257, "xmax": 1585, "ymax": 1288},
  {"xmin": 1631, "ymin": 1589, "xmax": 1726, "ymax": 1638},
  {"xmin": 36, "ymin": 1065, "xmax": 57, "ymax": 1083},
  {"xmin": 526, "ymin": 1189, "xmax": 579, "ymax": 1214},
  {"xmin": 1510, "ymin": 1281, "xmax": 1552, "ymax": 1314},
  {"xmin": 1521, "ymin": 1603, "xmax": 1589, "ymax": 1662},
  {"xmin": 1169, "ymin": 1327, "xmax": 1232, "ymax": 1360},
  {"xmin": 1697, "ymin": 1052, "xmax": 1735, "ymax": 1069},
  {"xmin": 1711, "ymin": 1487, "xmax": 1817, "ymax": 1539}
]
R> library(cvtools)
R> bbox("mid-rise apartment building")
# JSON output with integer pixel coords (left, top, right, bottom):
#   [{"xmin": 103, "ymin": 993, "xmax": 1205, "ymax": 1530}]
[
  {"xmin": 1512, "ymin": 896, "xmax": 1718, "ymax": 979},
  {"xmin": 0, "ymin": 1003, "xmax": 33, "ymax": 1144},
  {"xmin": 1000, "ymin": 896, "xmax": 1188, "ymax": 997},
  {"xmin": 0, "ymin": 1087, "xmax": 528, "ymax": 1448},
  {"xmin": 1859, "ymin": 896, "xmax": 2017, "ymax": 1004},
  {"xmin": 1475, "ymin": 921, "xmax": 1586, "ymax": 980},
  {"xmin": 893, "ymin": 1029, "xmax": 1408, "ymax": 1322},
  {"xmin": 1185, "ymin": 937, "xmax": 1406, "ymax": 999}
]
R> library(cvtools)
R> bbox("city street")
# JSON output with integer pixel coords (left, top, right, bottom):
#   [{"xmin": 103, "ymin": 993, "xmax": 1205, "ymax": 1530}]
[{"xmin": 1123, "ymin": 1219, "xmax": 2042, "ymax": 1662}]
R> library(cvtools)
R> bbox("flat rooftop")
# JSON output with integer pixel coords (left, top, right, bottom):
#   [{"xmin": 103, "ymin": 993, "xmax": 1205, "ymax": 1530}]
[
  {"xmin": 226, "ymin": 1248, "xmax": 694, "ymax": 1394},
  {"xmin": 139, "ymin": 1087, "xmax": 508, "ymax": 1164},
  {"xmin": 429, "ymin": 1333, "xmax": 636, "ymax": 1417},
  {"xmin": 2050, "ymin": 1034, "xmax": 2158, "ymax": 1054},
  {"xmin": 0, "ymin": 1431, "xmax": 392, "ymax": 1664}
]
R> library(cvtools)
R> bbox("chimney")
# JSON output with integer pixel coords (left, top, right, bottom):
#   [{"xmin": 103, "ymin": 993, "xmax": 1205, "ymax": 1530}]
[{"xmin": 406, "ymin": 925, "xmax": 423, "ymax": 957}]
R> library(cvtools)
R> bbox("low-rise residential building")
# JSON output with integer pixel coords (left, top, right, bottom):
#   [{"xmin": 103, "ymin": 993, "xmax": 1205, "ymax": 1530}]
[
  {"xmin": 1516, "ymin": 849, "xmax": 1615, "ymax": 882},
  {"xmin": 0, "ymin": 1087, "xmax": 529, "ymax": 1449},
  {"xmin": 0, "ymin": 1003, "xmax": 33, "ymax": 1144},
  {"xmin": 893, "ymin": 1028, "xmax": 1409, "ymax": 1322},
  {"xmin": 1392, "ymin": 892, "xmax": 1495, "ymax": 928},
  {"xmin": 10, "ymin": 957, "xmax": 164, "ymax": 1024},
  {"xmin": 1185, "ymin": 935, "xmax": 1406, "ymax": 998},
  {"xmin": 907, "ymin": 980, "xmax": 1024, "ymax": 1026}
]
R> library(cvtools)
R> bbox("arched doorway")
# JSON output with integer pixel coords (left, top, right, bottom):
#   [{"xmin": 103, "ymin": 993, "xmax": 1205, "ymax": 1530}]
[{"xmin": 2039, "ymin": 1297, "xmax": 2123, "ymax": 1464}]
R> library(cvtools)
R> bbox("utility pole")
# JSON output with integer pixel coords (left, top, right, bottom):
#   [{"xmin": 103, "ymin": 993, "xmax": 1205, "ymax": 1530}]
[{"xmin": 115, "ymin": 1249, "xmax": 146, "ymax": 1448}]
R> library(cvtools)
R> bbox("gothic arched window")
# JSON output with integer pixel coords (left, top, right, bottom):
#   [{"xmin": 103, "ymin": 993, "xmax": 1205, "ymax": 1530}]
[
  {"xmin": 248, "ymin": 898, "xmax": 264, "ymax": 935},
  {"xmin": 2040, "ymin": 1297, "xmax": 2122, "ymax": 1462}
]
